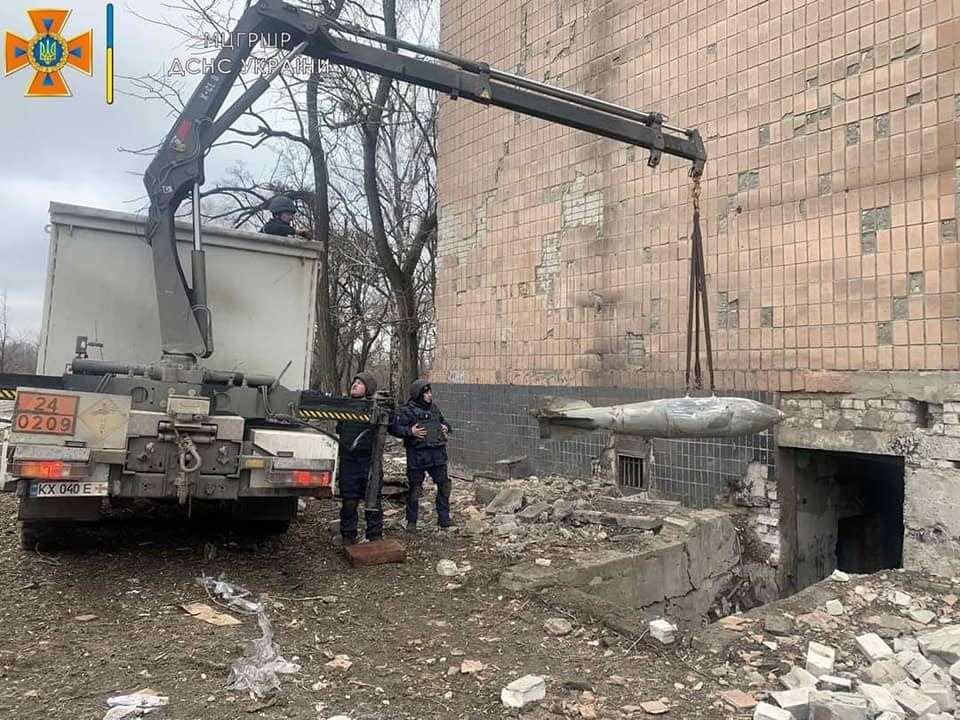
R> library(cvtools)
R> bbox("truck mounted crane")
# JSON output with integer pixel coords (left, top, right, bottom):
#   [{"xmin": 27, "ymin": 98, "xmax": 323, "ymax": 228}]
[{"xmin": 0, "ymin": 0, "xmax": 707, "ymax": 548}]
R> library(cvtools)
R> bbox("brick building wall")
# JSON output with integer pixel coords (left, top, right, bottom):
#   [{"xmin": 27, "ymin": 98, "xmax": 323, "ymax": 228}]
[
  {"xmin": 435, "ymin": 0, "xmax": 959, "ymax": 389},
  {"xmin": 432, "ymin": 0, "xmax": 960, "ymax": 582}
]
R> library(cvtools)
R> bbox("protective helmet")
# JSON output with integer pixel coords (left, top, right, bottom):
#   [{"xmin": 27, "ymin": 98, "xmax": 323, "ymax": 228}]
[{"xmin": 268, "ymin": 195, "xmax": 297, "ymax": 215}]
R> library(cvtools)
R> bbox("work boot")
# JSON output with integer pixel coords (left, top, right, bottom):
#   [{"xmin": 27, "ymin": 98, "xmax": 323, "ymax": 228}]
[
  {"xmin": 342, "ymin": 535, "xmax": 358, "ymax": 546},
  {"xmin": 438, "ymin": 519, "xmax": 459, "ymax": 529},
  {"xmin": 405, "ymin": 523, "xmax": 418, "ymax": 534}
]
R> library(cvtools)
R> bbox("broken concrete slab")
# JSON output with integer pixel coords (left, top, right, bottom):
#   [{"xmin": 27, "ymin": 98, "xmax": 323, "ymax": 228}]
[
  {"xmin": 949, "ymin": 659, "xmax": 960, "ymax": 684},
  {"xmin": 918, "ymin": 680, "xmax": 954, "ymax": 713},
  {"xmin": 896, "ymin": 650, "xmax": 935, "ymax": 681},
  {"xmin": 807, "ymin": 690, "xmax": 869, "ymax": 720},
  {"xmin": 855, "ymin": 633, "xmax": 894, "ymax": 661},
  {"xmin": 894, "ymin": 637, "xmax": 920, "ymax": 653},
  {"xmin": 764, "ymin": 615, "xmax": 795, "ymax": 636},
  {"xmin": 862, "ymin": 659, "xmax": 909, "ymax": 685},
  {"xmin": 908, "ymin": 609, "xmax": 936, "ymax": 625},
  {"xmin": 819, "ymin": 676, "xmax": 853, "ymax": 691},
  {"xmin": 754, "ymin": 701, "xmax": 794, "ymax": 720},
  {"xmin": 517, "ymin": 501, "xmax": 551, "ymax": 521},
  {"xmin": 771, "ymin": 687, "xmax": 811, "ymax": 719},
  {"xmin": 869, "ymin": 614, "xmax": 915, "ymax": 636},
  {"xmin": 473, "ymin": 480, "xmax": 502, "ymax": 507},
  {"xmin": 570, "ymin": 509, "xmax": 663, "ymax": 532},
  {"xmin": 892, "ymin": 591, "xmax": 912, "ymax": 606},
  {"xmin": 857, "ymin": 683, "xmax": 905, "ymax": 719},
  {"xmin": 501, "ymin": 674, "xmax": 546, "ymax": 708},
  {"xmin": 649, "ymin": 618, "xmax": 676, "ymax": 645},
  {"xmin": 826, "ymin": 599, "xmax": 845, "ymax": 616},
  {"xmin": 917, "ymin": 624, "xmax": 960, "ymax": 665},
  {"xmin": 780, "ymin": 666, "xmax": 819, "ymax": 690},
  {"xmin": 889, "ymin": 681, "xmax": 938, "ymax": 718},
  {"xmin": 806, "ymin": 641, "xmax": 837, "ymax": 677},
  {"xmin": 485, "ymin": 487, "xmax": 525, "ymax": 515}
]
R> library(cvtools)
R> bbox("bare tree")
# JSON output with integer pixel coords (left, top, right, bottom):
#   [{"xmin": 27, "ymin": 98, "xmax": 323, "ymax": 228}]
[{"xmin": 121, "ymin": 0, "xmax": 438, "ymax": 394}]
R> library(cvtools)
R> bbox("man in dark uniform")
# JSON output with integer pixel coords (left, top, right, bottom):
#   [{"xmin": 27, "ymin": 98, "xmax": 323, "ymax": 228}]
[
  {"xmin": 261, "ymin": 195, "xmax": 313, "ymax": 239},
  {"xmin": 336, "ymin": 372, "xmax": 383, "ymax": 544},
  {"xmin": 389, "ymin": 379, "xmax": 454, "ymax": 532}
]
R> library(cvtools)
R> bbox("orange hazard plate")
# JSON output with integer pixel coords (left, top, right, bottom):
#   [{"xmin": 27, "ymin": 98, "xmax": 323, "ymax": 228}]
[
  {"xmin": 13, "ymin": 392, "xmax": 79, "ymax": 436},
  {"xmin": 344, "ymin": 539, "xmax": 406, "ymax": 566}
]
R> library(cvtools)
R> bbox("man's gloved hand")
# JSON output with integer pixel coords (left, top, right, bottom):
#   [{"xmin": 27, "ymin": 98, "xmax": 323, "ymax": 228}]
[{"xmin": 295, "ymin": 227, "xmax": 313, "ymax": 240}]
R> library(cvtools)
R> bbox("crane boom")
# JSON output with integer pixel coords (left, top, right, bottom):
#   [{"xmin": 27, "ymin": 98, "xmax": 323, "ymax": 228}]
[{"xmin": 143, "ymin": 0, "xmax": 707, "ymax": 359}]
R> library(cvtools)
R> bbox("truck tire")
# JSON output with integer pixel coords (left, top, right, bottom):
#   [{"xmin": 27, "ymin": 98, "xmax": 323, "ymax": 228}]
[{"xmin": 20, "ymin": 521, "xmax": 51, "ymax": 551}]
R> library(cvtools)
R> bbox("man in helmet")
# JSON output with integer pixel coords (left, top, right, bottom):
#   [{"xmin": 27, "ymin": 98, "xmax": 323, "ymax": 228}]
[
  {"xmin": 261, "ymin": 195, "xmax": 313, "ymax": 239},
  {"xmin": 336, "ymin": 372, "xmax": 384, "ymax": 544}
]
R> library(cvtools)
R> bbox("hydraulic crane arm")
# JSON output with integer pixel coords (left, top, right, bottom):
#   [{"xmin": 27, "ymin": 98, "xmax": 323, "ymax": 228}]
[{"xmin": 143, "ymin": 0, "xmax": 708, "ymax": 360}]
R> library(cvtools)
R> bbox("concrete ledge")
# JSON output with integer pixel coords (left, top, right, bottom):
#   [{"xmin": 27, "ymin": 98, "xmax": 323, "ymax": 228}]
[{"xmin": 499, "ymin": 509, "xmax": 742, "ymax": 626}]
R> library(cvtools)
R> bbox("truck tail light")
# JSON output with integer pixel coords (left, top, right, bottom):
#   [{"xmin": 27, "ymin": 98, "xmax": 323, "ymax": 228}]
[
  {"xmin": 267, "ymin": 469, "xmax": 332, "ymax": 488},
  {"xmin": 12, "ymin": 459, "xmax": 90, "ymax": 480}
]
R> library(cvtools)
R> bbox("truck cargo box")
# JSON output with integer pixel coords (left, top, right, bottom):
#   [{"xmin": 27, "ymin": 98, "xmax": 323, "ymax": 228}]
[{"xmin": 37, "ymin": 202, "xmax": 318, "ymax": 389}]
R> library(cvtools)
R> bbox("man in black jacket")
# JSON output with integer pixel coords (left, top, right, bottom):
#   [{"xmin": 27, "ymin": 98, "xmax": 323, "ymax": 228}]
[
  {"xmin": 261, "ymin": 195, "xmax": 313, "ymax": 239},
  {"xmin": 389, "ymin": 379, "xmax": 454, "ymax": 532},
  {"xmin": 336, "ymin": 372, "xmax": 383, "ymax": 544}
]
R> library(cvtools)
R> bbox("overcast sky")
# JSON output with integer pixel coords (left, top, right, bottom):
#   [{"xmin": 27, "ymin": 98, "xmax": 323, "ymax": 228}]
[{"xmin": 0, "ymin": 1, "xmax": 282, "ymax": 335}]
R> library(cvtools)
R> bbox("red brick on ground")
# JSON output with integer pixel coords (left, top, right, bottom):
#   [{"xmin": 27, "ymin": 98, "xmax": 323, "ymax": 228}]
[{"xmin": 344, "ymin": 538, "xmax": 406, "ymax": 566}]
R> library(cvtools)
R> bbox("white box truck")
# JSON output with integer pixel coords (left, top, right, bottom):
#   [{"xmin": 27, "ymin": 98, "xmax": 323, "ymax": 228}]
[{"xmin": 1, "ymin": 203, "xmax": 390, "ymax": 548}]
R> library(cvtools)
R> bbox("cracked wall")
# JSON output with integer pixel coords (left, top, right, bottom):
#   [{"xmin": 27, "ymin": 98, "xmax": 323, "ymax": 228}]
[
  {"xmin": 778, "ymin": 372, "xmax": 960, "ymax": 583},
  {"xmin": 435, "ymin": 0, "xmax": 959, "ymax": 391}
]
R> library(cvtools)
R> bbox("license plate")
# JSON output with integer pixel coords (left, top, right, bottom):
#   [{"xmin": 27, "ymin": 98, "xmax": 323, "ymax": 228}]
[
  {"xmin": 29, "ymin": 481, "xmax": 108, "ymax": 498},
  {"xmin": 13, "ymin": 392, "xmax": 79, "ymax": 436}
]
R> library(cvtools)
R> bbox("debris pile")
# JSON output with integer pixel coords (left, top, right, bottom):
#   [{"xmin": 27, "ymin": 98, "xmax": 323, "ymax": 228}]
[
  {"xmin": 693, "ymin": 571, "xmax": 960, "ymax": 720},
  {"xmin": 446, "ymin": 475, "xmax": 683, "ymax": 560}
]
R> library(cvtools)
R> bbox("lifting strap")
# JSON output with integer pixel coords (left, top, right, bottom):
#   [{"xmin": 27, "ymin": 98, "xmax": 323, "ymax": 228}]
[{"xmin": 684, "ymin": 177, "xmax": 716, "ymax": 394}]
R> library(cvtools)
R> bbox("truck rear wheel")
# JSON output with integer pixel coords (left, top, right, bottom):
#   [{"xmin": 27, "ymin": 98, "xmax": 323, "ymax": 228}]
[{"xmin": 20, "ymin": 521, "xmax": 53, "ymax": 551}]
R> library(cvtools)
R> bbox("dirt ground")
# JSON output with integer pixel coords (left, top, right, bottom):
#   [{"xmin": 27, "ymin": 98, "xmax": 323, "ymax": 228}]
[
  {"xmin": 4, "ymin": 481, "xmax": 955, "ymax": 720},
  {"xmin": 0, "ymin": 484, "xmax": 761, "ymax": 720}
]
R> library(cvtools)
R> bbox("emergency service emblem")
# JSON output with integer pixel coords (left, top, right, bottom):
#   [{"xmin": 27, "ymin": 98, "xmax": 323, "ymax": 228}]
[{"xmin": 4, "ymin": 9, "xmax": 92, "ymax": 97}]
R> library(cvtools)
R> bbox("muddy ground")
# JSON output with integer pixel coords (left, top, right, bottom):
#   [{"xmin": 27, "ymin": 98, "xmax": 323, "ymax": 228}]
[
  {"xmin": 3, "ymin": 484, "xmax": 954, "ymax": 720},
  {"xmin": 0, "ymin": 484, "xmax": 759, "ymax": 720}
]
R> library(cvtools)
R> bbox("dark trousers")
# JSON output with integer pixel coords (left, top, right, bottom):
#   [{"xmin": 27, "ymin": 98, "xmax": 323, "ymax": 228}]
[
  {"xmin": 339, "ymin": 456, "xmax": 383, "ymax": 541},
  {"xmin": 406, "ymin": 464, "xmax": 451, "ymax": 526},
  {"xmin": 340, "ymin": 499, "xmax": 383, "ymax": 541}
]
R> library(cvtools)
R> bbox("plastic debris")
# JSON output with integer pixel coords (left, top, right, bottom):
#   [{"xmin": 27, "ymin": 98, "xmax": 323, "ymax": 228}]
[
  {"xmin": 196, "ymin": 576, "xmax": 300, "ymax": 698},
  {"xmin": 199, "ymin": 575, "xmax": 262, "ymax": 614},
  {"xmin": 227, "ymin": 610, "xmax": 301, "ymax": 697},
  {"xmin": 102, "ymin": 689, "xmax": 168, "ymax": 720}
]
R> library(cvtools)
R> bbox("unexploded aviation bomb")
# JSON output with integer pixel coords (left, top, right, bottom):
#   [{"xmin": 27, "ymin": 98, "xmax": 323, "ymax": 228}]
[{"xmin": 530, "ymin": 395, "xmax": 785, "ymax": 440}]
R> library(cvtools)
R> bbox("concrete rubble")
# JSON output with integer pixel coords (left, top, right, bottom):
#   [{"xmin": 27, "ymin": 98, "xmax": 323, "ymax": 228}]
[
  {"xmin": 412, "ymin": 471, "xmax": 766, "ymax": 628},
  {"xmin": 650, "ymin": 619, "xmax": 677, "ymax": 645},
  {"xmin": 501, "ymin": 674, "xmax": 546, "ymax": 708},
  {"xmin": 694, "ymin": 570, "xmax": 960, "ymax": 720}
]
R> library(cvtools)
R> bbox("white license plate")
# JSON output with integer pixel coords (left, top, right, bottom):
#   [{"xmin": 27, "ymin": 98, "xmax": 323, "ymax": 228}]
[{"xmin": 29, "ymin": 481, "xmax": 108, "ymax": 498}]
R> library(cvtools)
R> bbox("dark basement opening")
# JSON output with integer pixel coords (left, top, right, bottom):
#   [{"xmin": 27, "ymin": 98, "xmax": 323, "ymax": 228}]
[{"xmin": 788, "ymin": 449, "xmax": 904, "ymax": 591}]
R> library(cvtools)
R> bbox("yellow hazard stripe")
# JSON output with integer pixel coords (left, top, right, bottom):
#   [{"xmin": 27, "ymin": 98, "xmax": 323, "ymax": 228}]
[
  {"xmin": 0, "ymin": 389, "xmax": 16, "ymax": 400},
  {"xmin": 298, "ymin": 409, "xmax": 371, "ymax": 422}
]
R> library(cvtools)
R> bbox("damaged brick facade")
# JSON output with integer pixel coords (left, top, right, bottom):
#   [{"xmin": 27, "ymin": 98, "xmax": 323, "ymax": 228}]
[{"xmin": 435, "ymin": 1, "xmax": 960, "ymax": 583}]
